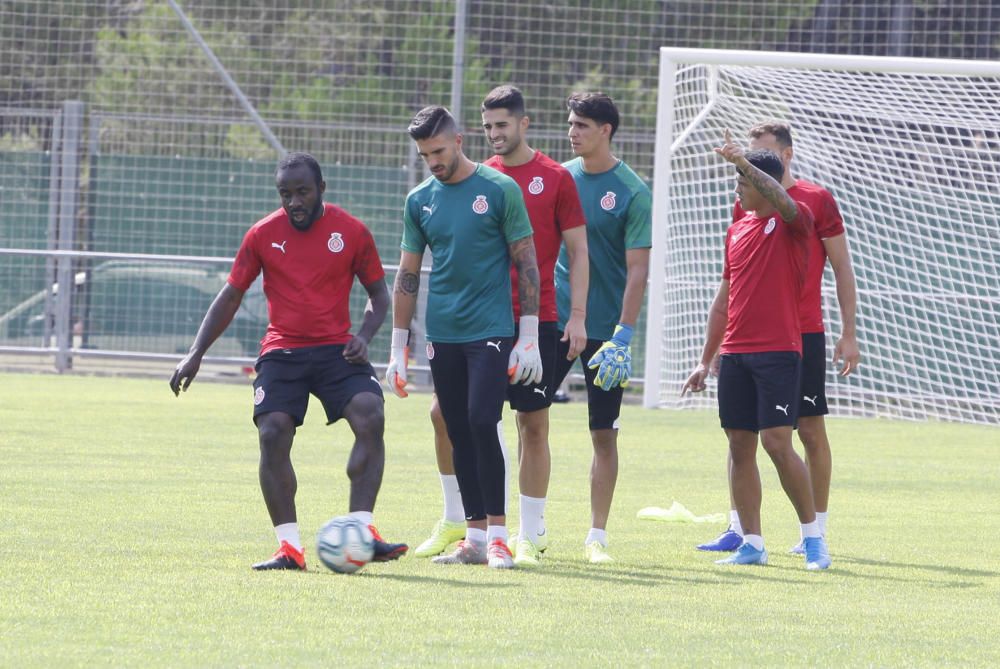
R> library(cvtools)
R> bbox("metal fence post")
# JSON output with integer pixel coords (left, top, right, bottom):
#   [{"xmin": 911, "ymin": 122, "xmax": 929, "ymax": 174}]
[
  {"xmin": 450, "ymin": 0, "xmax": 467, "ymax": 127},
  {"xmin": 54, "ymin": 100, "xmax": 83, "ymax": 373}
]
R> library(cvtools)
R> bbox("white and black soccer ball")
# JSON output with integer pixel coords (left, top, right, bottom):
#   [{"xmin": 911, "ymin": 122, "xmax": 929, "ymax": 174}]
[{"xmin": 316, "ymin": 516, "xmax": 375, "ymax": 574}]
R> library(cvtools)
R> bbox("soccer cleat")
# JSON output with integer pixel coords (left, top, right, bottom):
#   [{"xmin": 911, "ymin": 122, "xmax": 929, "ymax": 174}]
[
  {"xmin": 367, "ymin": 524, "xmax": 408, "ymax": 562},
  {"xmin": 431, "ymin": 539, "xmax": 488, "ymax": 565},
  {"xmin": 715, "ymin": 542, "xmax": 768, "ymax": 565},
  {"xmin": 413, "ymin": 519, "xmax": 467, "ymax": 558},
  {"xmin": 789, "ymin": 538, "xmax": 806, "ymax": 555},
  {"xmin": 512, "ymin": 537, "xmax": 544, "ymax": 567},
  {"xmin": 803, "ymin": 536, "xmax": 831, "ymax": 570},
  {"xmin": 585, "ymin": 541, "xmax": 614, "ymax": 564},
  {"xmin": 696, "ymin": 528, "xmax": 743, "ymax": 552},
  {"xmin": 252, "ymin": 540, "xmax": 306, "ymax": 571},
  {"xmin": 487, "ymin": 539, "xmax": 516, "ymax": 569}
]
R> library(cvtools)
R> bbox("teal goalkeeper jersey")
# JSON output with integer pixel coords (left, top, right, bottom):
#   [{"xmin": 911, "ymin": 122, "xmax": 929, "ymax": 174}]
[
  {"xmin": 402, "ymin": 164, "xmax": 533, "ymax": 343},
  {"xmin": 555, "ymin": 158, "xmax": 652, "ymax": 341}
]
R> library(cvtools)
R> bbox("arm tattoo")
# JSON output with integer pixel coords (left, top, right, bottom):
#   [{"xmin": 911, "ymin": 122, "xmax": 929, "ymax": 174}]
[
  {"xmin": 394, "ymin": 269, "xmax": 420, "ymax": 296},
  {"xmin": 739, "ymin": 161, "xmax": 798, "ymax": 222},
  {"xmin": 510, "ymin": 236, "xmax": 540, "ymax": 317}
]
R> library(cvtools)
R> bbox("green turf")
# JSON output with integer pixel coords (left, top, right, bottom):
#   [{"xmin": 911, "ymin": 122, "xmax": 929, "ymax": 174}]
[{"xmin": 2, "ymin": 373, "xmax": 998, "ymax": 667}]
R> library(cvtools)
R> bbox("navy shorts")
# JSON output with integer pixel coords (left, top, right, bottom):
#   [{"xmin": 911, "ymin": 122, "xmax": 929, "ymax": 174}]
[
  {"xmin": 252, "ymin": 344, "xmax": 383, "ymax": 427},
  {"xmin": 718, "ymin": 351, "xmax": 802, "ymax": 432},
  {"xmin": 507, "ymin": 321, "xmax": 559, "ymax": 413},
  {"xmin": 798, "ymin": 332, "xmax": 829, "ymax": 418},
  {"xmin": 553, "ymin": 335, "xmax": 624, "ymax": 431}
]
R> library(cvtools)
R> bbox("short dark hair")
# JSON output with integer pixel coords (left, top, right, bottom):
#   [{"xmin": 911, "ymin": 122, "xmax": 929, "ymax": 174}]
[
  {"xmin": 276, "ymin": 152, "xmax": 323, "ymax": 186},
  {"xmin": 481, "ymin": 85, "xmax": 525, "ymax": 116},
  {"xmin": 743, "ymin": 148, "xmax": 785, "ymax": 182},
  {"xmin": 748, "ymin": 121, "xmax": 793, "ymax": 148},
  {"xmin": 566, "ymin": 92, "xmax": 620, "ymax": 139},
  {"xmin": 408, "ymin": 106, "xmax": 458, "ymax": 140}
]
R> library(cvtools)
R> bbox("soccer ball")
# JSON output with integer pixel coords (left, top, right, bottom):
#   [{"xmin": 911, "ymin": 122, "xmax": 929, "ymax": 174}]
[{"xmin": 316, "ymin": 516, "xmax": 375, "ymax": 574}]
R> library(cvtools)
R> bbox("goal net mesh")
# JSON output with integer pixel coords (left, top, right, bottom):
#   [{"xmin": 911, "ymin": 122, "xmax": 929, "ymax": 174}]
[{"xmin": 651, "ymin": 57, "xmax": 1000, "ymax": 424}]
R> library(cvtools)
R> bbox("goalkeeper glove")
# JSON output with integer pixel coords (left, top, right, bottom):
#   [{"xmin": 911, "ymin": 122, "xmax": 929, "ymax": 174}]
[
  {"xmin": 508, "ymin": 315, "xmax": 543, "ymax": 386},
  {"xmin": 385, "ymin": 328, "xmax": 410, "ymax": 398},
  {"xmin": 588, "ymin": 323, "xmax": 633, "ymax": 391}
]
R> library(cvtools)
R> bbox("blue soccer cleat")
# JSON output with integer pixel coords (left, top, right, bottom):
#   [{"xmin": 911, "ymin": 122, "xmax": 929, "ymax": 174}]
[
  {"xmin": 697, "ymin": 528, "xmax": 743, "ymax": 552},
  {"xmin": 803, "ymin": 536, "xmax": 831, "ymax": 570},
  {"xmin": 715, "ymin": 542, "xmax": 768, "ymax": 565}
]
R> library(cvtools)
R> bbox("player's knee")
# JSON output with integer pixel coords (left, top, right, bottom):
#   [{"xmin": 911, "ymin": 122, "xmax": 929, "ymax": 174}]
[
  {"xmin": 796, "ymin": 417, "xmax": 827, "ymax": 451},
  {"xmin": 516, "ymin": 412, "xmax": 547, "ymax": 450},
  {"xmin": 429, "ymin": 397, "xmax": 446, "ymax": 430},
  {"xmin": 760, "ymin": 430, "xmax": 794, "ymax": 457},
  {"xmin": 346, "ymin": 393, "xmax": 384, "ymax": 440},
  {"xmin": 257, "ymin": 414, "xmax": 294, "ymax": 456}
]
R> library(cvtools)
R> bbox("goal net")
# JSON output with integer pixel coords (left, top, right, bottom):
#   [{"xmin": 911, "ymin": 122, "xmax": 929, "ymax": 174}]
[{"xmin": 643, "ymin": 49, "xmax": 1000, "ymax": 425}]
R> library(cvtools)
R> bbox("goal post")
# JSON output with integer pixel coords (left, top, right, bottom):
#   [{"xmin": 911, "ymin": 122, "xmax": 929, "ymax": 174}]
[{"xmin": 643, "ymin": 48, "xmax": 1000, "ymax": 425}]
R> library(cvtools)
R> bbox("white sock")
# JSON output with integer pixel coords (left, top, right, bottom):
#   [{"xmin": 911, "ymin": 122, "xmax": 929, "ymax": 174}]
[
  {"xmin": 801, "ymin": 521, "xmax": 821, "ymax": 539},
  {"xmin": 348, "ymin": 510, "xmax": 373, "ymax": 526},
  {"xmin": 466, "ymin": 527, "xmax": 487, "ymax": 546},
  {"xmin": 519, "ymin": 495, "xmax": 546, "ymax": 541},
  {"xmin": 816, "ymin": 511, "xmax": 828, "ymax": 536},
  {"xmin": 729, "ymin": 509, "xmax": 744, "ymax": 536},
  {"xmin": 486, "ymin": 524, "xmax": 509, "ymax": 546},
  {"xmin": 440, "ymin": 474, "xmax": 465, "ymax": 523},
  {"xmin": 585, "ymin": 528, "xmax": 608, "ymax": 547},
  {"xmin": 274, "ymin": 522, "xmax": 302, "ymax": 551},
  {"xmin": 743, "ymin": 533, "xmax": 764, "ymax": 551}
]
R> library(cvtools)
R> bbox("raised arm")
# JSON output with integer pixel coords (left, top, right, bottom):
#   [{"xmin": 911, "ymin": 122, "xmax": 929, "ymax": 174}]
[
  {"xmin": 169, "ymin": 282, "xmax": 245, "ymax": 395},
  {"xmin": 715, "ymin": 129, "xmax": 798, "ymax": 223}
]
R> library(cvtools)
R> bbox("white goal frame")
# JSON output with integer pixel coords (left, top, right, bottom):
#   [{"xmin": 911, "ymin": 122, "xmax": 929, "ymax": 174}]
[{"xmin": 643, "ymin": 48, "xmax": 1000, "ymax": 424}]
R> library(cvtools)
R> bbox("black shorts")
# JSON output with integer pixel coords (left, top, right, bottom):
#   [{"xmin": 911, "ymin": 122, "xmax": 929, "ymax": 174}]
[
  {"xmin": 252, "ymin": 344, "xmax": 383, "ymax": 427},
  {"xmin": 718, "ymin": 351, "xmax": 802, "ymax": 432},
  {"xmin": 798, "ymin": 332, "xmax": 829, "ymax": 418},
  {"xmin": 553, "ymin": 335, "xmax": 624, "ymax": 431},
  {"xmin": 507, "ymin": 321, "xmax": 559, "ymax": 413}
]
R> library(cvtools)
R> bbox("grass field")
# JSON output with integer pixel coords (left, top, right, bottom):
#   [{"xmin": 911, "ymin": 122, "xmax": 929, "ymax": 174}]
[{"xmin": 2, "ymin": 372, "xmax": 999, "ymax": 667}]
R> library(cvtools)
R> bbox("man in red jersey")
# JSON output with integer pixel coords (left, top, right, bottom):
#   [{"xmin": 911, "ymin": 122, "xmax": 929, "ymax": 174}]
[
  {"xmin": 683, "ymin": 130, "xmax": 831, "ymax": 570},
  {"xmin": 412, "ymin": 86, "xmax": 590, "ymax": 566},
  {"xmin": 170, "ymin": 153, "xmax": 407, "ymax": 571},
  {"xmin": 697, "ymin": 122, "xmax": 860, "ymax": 554}
]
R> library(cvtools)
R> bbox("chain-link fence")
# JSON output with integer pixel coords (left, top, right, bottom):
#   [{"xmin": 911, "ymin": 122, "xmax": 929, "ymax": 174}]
[{"xmin": 1, "ymin": 1, "xmax": 998, "ymax": 409}]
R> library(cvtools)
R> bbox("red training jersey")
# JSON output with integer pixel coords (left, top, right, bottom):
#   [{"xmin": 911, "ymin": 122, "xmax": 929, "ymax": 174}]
[
  {"xmin": 484, "ymin": 151, "xmax": 586, "ymax": 322},
  {"xmin": 721, "ymin": 203, "xmax": 814, "ymax": 354},
  {"xmin": 227, "ymin": 202, "xmax": 385, "ymax": 356},
  {"xmin": 733, "ymin": 179, "xmax": 845, "ymax": 333}
]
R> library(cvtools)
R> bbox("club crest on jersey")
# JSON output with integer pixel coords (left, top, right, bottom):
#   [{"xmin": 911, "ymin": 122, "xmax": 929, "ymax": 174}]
[
  {"xmin": 600, "ymin": 191, "xmax": 617, "ymax": 211},
  {"xmin": 472, "ymin": 195, "xmax": 489, "ymax": 214},
  {"xmin": 426, "ymin": 342, "xmax": 435, "ymax": 360},
  {"xmin": 253, "ymin": 386, "xmax": 265, "ymax": 406},
  {"xmin": 328, "ymin": 232, "xmax": 345, "ymax": 253},
  {"xmin": 528, "ymin": 176, "xmax": 544, "ymax": 195},
  {"xmin": 764, "ymin": 218, "xmax": 777, "ymax": 234}
]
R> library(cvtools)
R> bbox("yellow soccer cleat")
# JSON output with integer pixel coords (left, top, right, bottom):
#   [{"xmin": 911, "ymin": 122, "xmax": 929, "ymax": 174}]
[
  {"xmin": 585, "ymin": 541, "xmax": 615, "ymax": 564},
  {"xmin": 413, "ymin": 519, "xmax": 466, "ymax": 558},
  {"xmin": 512, "ymin": 537, "xmax": 544, "ymax": 567}
]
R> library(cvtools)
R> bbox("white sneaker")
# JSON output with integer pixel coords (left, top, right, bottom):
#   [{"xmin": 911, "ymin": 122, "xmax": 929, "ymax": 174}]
[{"xmin": 487, "ymin": 539, "xmax": 515, "ymax": 569}]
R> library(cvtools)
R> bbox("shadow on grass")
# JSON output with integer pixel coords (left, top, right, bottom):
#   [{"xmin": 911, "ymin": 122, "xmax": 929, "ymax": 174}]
[
  {"xmin": 834, "ymin": 554, "xmax": 999, "ymax": 579},
  {"xmin": 372, "ymin": 572, "xmax": 520, "ymax": 588},
  {"xmin": 536, "ymin": 558, "xmax": 806, "ymax": 587}
]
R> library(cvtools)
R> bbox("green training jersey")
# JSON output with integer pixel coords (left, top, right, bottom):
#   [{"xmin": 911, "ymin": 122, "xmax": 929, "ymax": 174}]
[
  {"xmin": 555, "ymin": 158, "xmax": 652, "ymax": 341},
  {"xmin": 402, "ymin": 163, "xmax": 533, "ymax": 343}
]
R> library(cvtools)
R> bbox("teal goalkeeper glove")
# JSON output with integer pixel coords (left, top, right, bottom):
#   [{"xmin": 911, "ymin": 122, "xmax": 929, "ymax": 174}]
[{"xmin": 587, "ymin": 324, "xmax": 633, "ymax": 391}]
